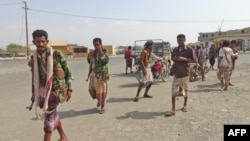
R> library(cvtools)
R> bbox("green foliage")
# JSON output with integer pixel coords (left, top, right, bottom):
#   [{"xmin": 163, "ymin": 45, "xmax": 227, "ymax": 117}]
[
  {"xmin": 6, "ymin": 43, "xmax": 29, "ymax": 55},
  {"xmin": 0, "ymin": 48, "xmax": 5, "ymax": 53}
]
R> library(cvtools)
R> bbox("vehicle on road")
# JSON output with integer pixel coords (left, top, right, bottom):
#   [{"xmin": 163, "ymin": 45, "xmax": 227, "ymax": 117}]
[{"xmin": 133, "ymin": 39, "xmax": 172, "ymax": 83}]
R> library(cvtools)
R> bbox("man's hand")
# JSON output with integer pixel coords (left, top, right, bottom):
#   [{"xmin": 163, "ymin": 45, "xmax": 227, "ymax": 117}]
[
  {"xmin": 66, "ymin": 90, "xmax": 72, "ymax": 102},
  {"xmin": 28, "ymin": 59, "xmax": 34, "ymax": 68},
  {"xmin": 96, "ymin": 47, "xmax": 103, "ymax": 55}
]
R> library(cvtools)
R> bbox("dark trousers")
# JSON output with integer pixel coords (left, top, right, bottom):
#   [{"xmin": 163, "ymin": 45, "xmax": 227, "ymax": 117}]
[{"xmin": 209, "ymin": 58, "xmax": 215, "ymax": 67}]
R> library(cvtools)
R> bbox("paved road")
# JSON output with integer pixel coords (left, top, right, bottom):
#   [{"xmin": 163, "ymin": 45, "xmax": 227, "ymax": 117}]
[{"xmin": 0, "ymin": 54, "xmax": 250, "ymax": 141}]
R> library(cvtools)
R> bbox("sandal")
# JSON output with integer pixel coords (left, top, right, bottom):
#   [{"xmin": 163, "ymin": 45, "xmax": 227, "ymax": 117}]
[
  {"xmin": 182, "ymin": 107, "xmax": 188, "ymax": 112},
  {"xmin": 99, "ymin": 109, "xmax": 105, "ymax": 114},
  {"xmin": 133, "ymin": 97, "xmax": 139, "ymax": 102},
  {"xmin": 165, "ymin": 111, "xmax": 175, "ymax": 117},
  {"xmin": 143, "ymin": 94, "xmax": 153, "ymax": 98}
]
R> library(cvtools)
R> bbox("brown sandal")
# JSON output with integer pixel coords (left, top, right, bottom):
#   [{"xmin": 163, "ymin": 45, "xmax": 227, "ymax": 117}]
[
  {"xmin": 165, "ymin": 111, "xmax": 175, "ymax": 117},
  {"xmin": 143, "ymin": 95, "xmax": 153, "ymax": 98},
  {"xmin": 133, "ymin": 97, "xmax": 139, "ymax": 102},
  {"xmin": 182, "ymin": 107, "xmax": 188, "ymax": 112},
  {"xmin": 99, "ymin": 109, "xmax": 105, "ymax": 114}
]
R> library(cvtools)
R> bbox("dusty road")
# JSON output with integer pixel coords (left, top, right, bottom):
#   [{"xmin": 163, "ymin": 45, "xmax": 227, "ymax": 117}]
[{"xmin": 0, "ymin": 53, "xmax": 249, "ymax": 141}]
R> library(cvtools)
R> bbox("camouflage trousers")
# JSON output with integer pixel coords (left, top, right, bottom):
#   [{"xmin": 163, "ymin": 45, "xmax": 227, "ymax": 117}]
[{"xmin": 217, "ymin": 66, "xmax": 230, "ymax": 86}]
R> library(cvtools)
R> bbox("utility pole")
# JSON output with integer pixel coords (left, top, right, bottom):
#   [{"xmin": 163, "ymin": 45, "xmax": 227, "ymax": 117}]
[{"xmin": 23, "ymin": 1, "xmax": 29, "ymax": 58}]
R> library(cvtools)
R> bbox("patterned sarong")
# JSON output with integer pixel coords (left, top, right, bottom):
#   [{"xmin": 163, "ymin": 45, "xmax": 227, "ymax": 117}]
[
  {"xmin": 172, "ymin": 76, "xmax": 189, "ymax": 97},
  {"xmin": 139, "ymin": 65, "xmax": 153, "ymax": 87}
]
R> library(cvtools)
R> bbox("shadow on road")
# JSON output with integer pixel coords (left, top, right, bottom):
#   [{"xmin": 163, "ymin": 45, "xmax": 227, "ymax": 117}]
[
  {"xmin": 110, "ymin": 73, "xmax": 137, "ymax": 78},
  {"xmin": 119, "ymin": 83, "xmax": 139, "ymax": 88},
  {"xmin": 106, "ymin": 97, "xmax": 133, "ymax": 103},
  {"xmin": 189, "ymin": 83, "xmax": 221, "ymax": 93},
  {"xmin": 116, "ymin": 110, "xmax": 165, "ymax": 120},
  {"xmin": 59, "ymin": 108, "xmax": 98, "ymax": 119}
]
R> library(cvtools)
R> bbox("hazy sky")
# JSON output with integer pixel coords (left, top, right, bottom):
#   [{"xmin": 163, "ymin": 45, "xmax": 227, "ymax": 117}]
[{"xmin": 1, "ymin": 0, "xmax": 250, "ymax": 49}]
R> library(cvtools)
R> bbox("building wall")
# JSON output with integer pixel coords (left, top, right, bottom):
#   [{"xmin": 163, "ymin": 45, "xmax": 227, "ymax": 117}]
[
  {"xmin": 198, "ymin": 27, "xmax": 250, "ymax": 49},
  {"xmin": 71, "ymin": 46, "xmax": 89, "ymax": 57},
  {"xmin": 102, "ymin": 45, "xmax": 116, "ymax": 55},
  {"xmin": 49, "ymin": 40, "xmax": 68, "ymax": 57},
  {"xmin": 52, "ymin": 46, "xmax": 68, "ymax": 57}
]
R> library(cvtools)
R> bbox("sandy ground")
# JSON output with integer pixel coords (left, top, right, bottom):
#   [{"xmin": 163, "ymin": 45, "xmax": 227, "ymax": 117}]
[{"xmin": 0, "ymin": 52, "xmax": 250, "ymax": 141}]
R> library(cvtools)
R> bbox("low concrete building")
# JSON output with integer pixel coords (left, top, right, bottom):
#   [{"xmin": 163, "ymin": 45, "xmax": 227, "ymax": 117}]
[
  {"xmin": 71, "ymin": 46, "xmax": 89, "ymax": 57},
  {"xmin": 198, "ymin": 27, "xmax": 250, "ymax": 50},
  {"xmin": 102, "ymin": 45, "xmax": 116, "ymax": 55},
  {"xmin": 48, "ymin": 41, "xmax": 68, "ymax": 57}
]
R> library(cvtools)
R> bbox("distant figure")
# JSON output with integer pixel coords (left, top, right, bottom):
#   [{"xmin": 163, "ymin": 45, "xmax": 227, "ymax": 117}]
[
  {"xmin": 195, "ymin": 44, "xmax": 208, "ymax": 81},
  {"xmin": 208, "ymin": 44, "xmax": 217, "ymax": 70},
  {"xmin": 124, "ymin": 46, "xmax": 133, "ymax": 74},
  {"xmin": 217, "ymin": 40, "xmax": 235, "ymax": 90},
  {"xmin": 228, "ymin": 40, "xmax": 238, "ymax": 86},
  {"xmin": 165, "ymin": 34, "xmax": 196, "ymax": 116},
  {"xmin": 243, "ymin": 46, "xmax": 246, "ymax": 53},
  {"xmin": 216, "ymin": 42, "xmax": 222, "ymax": 58}
]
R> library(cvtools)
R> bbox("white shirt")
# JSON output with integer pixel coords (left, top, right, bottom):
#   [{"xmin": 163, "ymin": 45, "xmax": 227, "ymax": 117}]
[{"xmin": 218, "ymin": 47, "xmax": 233, "ymax": 67}]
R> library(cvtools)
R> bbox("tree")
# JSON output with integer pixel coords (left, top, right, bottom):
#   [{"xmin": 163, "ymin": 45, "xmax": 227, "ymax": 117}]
[
  {"xmin": 0, "ymin": 47, "xmax": 5, "ymax": 53},
  {"xmin": 6, "ymin": 43, "xmax": 27, "ymax": 56}
]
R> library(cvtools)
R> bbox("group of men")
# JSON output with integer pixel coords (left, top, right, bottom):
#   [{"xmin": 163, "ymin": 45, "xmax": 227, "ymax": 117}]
[
  {"xmin": 28, "ymin": 28, "xmax": 238, "ymax": 140},
  {"xmin": 124, "ymin": 34, "xmax": 238, "ymax": 116}
]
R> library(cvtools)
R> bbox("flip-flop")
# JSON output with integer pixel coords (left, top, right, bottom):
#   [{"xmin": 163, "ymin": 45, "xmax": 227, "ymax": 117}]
[
  {"xmin": 165, "ymin": 111, "xmax": 175, "ymax": 117},
  {"xmin": 133, "ymin": 97, "xmax": 139, "ymax": 102},
  {"xmin": 182, "ymin": 107, "xmax": 188, "ymax": 112},
  {"xmin": 143, "ymin": 95, "xmax": 153, "ymax": 98},
  {"xmin": 99, "ymin": 109, "xmax": 105, "ymax": 114}
]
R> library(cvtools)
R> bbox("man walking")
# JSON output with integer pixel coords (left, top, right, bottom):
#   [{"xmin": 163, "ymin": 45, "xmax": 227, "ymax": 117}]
[
  {"xmin": 228, "ymin": 40, "xmax": 238, "ymax": 86},
  {"xmin": 88, "ymin": 38, "xmax": 109, "ymax": 114},
  {"xmin": 195, "ymin": 44, "xmax": 208, "ymax": 81},
  {"xmin": 28, "ymin": 29, "xmax": 73, "ymax": 141},
  {"xmin": 124, "ymin": 46, "xmax": 133, "ymax": 74},
  {"xmin": 166, "ymin": 34, "xmax": 196, "ymax": 116},
  {"xmin": 217, "ymin": 40, "xmax": 234, "ymax": 90},
  {"xmin": 208, "ymin": 44, "xmax": 217, "ymax": 70},
  {"xmin": 133, "ymin": 40, "xmax": 161, "ymax": 102}
]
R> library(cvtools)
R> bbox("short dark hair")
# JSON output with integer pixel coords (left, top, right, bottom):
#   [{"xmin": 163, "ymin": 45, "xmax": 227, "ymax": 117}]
[
  {"xmin": 230, "ymin": 40, "xmax": 237, "ymax": 44},
  {"xmin": 222, "ymin": 40, "xmax": 230, "ymax": 47},
  {"xmin": 93, "ymin": 38, "xmax": 102, "ymax": 45},
  {"xmin": 128, "ymin": 46, "xmax": 132, "ymax": 50},
  {"xmin": 32, "ymin": 29, "xmax": 48, "ymax": 40},
  {"xmin": 177, "ymin": 34, "xmax": 186, "ymax": 39},
  {"xmin": 144, "ymin": 40, "xmax": 153, "ymax": 48}
]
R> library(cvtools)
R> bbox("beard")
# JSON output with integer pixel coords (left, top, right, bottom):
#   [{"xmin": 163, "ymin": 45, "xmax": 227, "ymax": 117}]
[{"xmin": 37, "ymin": 47, "xmax": 46, "ymax": 54}]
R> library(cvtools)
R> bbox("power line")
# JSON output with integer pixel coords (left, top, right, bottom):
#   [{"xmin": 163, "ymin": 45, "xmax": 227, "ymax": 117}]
[
  {"xmin": 28, "ymin": 8, "xmax": 250, "ymax": 23},
  {"xmin": 0, "ymin": 3, "xmax": 22, "ymax": 5}
]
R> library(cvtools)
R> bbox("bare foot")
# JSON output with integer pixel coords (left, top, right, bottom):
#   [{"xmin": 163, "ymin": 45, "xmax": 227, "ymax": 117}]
[
  {"xmin": 220, "ymin": 83, "xmax": 224, "ymax": 89},
  {"xmin": 223, "ymin": 87, "xmax": 228, "ymax": 91},
  {"xmin": 58, "ymin": 136, "xmax": 68, "ymax": 141}
]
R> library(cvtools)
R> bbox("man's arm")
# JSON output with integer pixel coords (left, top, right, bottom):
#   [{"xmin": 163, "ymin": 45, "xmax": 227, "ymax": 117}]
[
  {"xmin": 172, "ymin": 49, "xmax": 197, "ymax": 63},
  {"xmin": 139, "ymin": 51, "xmax": 147, "ymax": 75},
  {"xmin": 57, "ymin": 51, "xmax": 73, "ymax": 101},
  {"xmin": 151, "ymin": 52, "xmax": 163, "ymax": 60}
]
